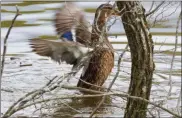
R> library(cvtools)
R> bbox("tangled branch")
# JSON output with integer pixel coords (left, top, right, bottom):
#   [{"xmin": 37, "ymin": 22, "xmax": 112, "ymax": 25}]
[
  {"xmin": 146, "ymin": 1, "xmax": 165, "ymax": 17},
  {"xmin": 3, "ymin": 83, "xmax": 181, "ymax": 118}
]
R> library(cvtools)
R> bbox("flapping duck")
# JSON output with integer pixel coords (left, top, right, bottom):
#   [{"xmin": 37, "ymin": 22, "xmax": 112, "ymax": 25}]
[{"xmin": 30, "ymin": 2, "xmax": 121, "ymax": 90}]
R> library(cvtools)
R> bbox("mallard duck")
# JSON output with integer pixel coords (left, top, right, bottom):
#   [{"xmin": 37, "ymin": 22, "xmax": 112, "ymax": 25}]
[{"xmin": 30, "ymin": 3, "xmax": 120, "ymax": 90}]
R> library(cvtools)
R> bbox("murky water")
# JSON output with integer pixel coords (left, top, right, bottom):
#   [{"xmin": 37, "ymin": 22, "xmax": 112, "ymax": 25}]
[{"xmin": 1, "ymin": 1, "xmax": 181, "ymax": 117}]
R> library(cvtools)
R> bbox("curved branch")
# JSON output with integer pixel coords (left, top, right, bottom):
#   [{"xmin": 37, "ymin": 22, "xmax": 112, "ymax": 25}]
[
  {"xmin": 148, "ymin": 1, "xmax": 155, "ymax": 13},
  {"xmin": 167, "ymin": 11, "xmax": 181, "ymax": 96},
  {"xmin": 1, "ymin": 5, "xmax": 21, "ymax": 78},
  {"xmin": 146, "ymin": 1, "xmax": 165, "ymax": 17}
]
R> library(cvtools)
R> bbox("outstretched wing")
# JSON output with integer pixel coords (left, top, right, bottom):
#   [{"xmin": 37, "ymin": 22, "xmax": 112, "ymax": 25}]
[
  {"xmin": 54, "ymin": 2, "xmax": 91, "ymax": 45},
  {"xmin": 30, "ymin": 38, "xmax": 91, "ymax": 65}
]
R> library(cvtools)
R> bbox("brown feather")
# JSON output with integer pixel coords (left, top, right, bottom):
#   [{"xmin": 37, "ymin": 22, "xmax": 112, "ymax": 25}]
[
  {"xmin": 54, "ymin": 2, "xmax": 91, "ymax": 45},
  {"xmin": 76, "ymin": 4, "xmax": 119, "ymax": 91},
  {"xmin": 30, "ymin": 38, "xmax": 92, "ymax": 65},
  {"xmin": 30, "ymin": 3, "xmax": 118, "ymax": 91},
  {"xmin": 77, "ymin": 47, "xmax": 114, "ymax": 90}
]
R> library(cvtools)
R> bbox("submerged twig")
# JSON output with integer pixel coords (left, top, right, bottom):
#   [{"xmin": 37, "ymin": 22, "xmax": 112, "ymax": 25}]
[
  {"xmin": 20, "ymin": 64, "xmax": 33, "ymax": 67},
  {"xmin": 0, "ymin": 5, "xmax": 21, "ymax": 79}
]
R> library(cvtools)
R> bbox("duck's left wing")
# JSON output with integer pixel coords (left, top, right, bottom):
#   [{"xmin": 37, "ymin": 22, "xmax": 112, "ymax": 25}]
[{"xmin": 30, "ymin": 38, "xmax": 92, "ymax": 65}]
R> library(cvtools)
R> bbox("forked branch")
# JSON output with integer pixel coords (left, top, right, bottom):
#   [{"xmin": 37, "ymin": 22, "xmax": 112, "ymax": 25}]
[{"xmin": 146, "ymin": 1, "xmax": 165, "ymax": 17}]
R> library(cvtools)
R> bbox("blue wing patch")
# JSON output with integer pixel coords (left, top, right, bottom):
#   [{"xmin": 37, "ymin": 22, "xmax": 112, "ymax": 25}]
[{"xmin": 61, "ymin": 31, "xmax": 73, "ymax": 41}]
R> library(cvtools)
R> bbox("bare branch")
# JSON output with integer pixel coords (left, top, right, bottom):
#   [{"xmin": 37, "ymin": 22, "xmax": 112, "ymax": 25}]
[
  {"xmin": 146, "ymin": 1, "xmax": 165, "ymax": 17},
  {"xmin": 149, "ymin": 2, "xmax": 180, "ymax": 28},
  {"xmin": 3, "ymin": 85, "xmax": 181, "ymax": 118},
  {"xmin": 176, "ymin": 89, "xmax": 181, "ymax": 115},
  {"xmin": 167, "ymin": 11, "xmax": 181, "ymax": 97},
  {"xmin": 148, "ymin": 1, "xmax": 155, "ymax": 13},
  {"xmin": 0, "ymin": 5, "xmax": 21, "ymax": 79}
]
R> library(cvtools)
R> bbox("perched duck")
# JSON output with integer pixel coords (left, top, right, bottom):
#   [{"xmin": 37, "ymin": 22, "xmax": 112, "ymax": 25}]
[{"xmin": 30, "ymin": 3, "xmax": 120, "ymax": 90}]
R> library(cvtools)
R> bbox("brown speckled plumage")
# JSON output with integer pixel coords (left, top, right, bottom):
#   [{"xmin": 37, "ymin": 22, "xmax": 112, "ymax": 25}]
[
  {"xmin": 76, "ymin": 4, "xmax": 116, "ymax": 90},
  {"xmin": 77, "ymin": 47, "xmax": 114, "ymax": 90}
]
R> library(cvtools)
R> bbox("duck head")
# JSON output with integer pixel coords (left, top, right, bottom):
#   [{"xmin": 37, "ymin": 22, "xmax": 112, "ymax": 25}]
[
  {"xmin": 91, "ymin": 3, "xmax": 120, "ymax": 47},
  {"xmin": 94, "ymin": 4, "xmax": 120, "ymax": 31}
]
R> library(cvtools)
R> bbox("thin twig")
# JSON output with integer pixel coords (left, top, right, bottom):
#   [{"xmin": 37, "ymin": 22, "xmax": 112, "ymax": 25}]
[
  {"xmin": 89, "ymin": 44, "xmax": 129, "ymax": 117},
  {"xmin": 146, "ymin": 1, "xmax": 165, "ymax": 17},
  {"xmin": 176, "ymin": 89, "xmax": 181, "ymax": 115},
  {"xmin": 148, "ymin": 109, "xmax": 156, "ymax": 118},
  {"xmin": 151, "ymin": 2, "xmax": 175, "ymax": 27},
  {"xmin": 148, "ymin": 1, "xmax": 155, "ymax": 13},
  {"xmin": 0, "ymin": 5, "xmax": 21, "ymax": 78},
  {"xmin": 167, "ymin": 11, "xmax": 181, "ymax": 97}
]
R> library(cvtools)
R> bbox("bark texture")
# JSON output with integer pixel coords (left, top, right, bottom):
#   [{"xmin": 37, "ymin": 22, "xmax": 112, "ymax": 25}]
[{"xmin": 117, "ymin": 1, "xmax": 155, "ymax": 118}]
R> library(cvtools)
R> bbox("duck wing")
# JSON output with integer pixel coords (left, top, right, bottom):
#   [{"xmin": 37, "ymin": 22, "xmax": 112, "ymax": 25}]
[
  {"xmin": 30, "ymin": 38, "xmax": 92, "ymax": 65},
  {"xmin": 54, "ymin": 2, "xmax": 91, "ymax": 45}
]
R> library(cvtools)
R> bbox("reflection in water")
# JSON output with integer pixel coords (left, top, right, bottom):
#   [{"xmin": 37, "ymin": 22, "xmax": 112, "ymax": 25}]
[{"xmin": 49, "ymin": 95, "xmax": 112, "ymax": 118}]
